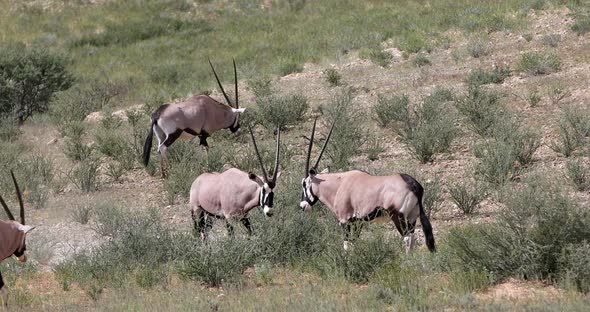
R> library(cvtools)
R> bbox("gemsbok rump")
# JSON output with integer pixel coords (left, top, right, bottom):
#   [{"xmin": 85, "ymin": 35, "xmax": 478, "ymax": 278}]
[
  {"xmin": 143, "ymin": 59, "xmax": 246, "ymax": 177},
  {"xmin": 0, "ymin": 171, "xmax": 35, "ymax": 307},
  {"xmin": 190, "ymin": 126, "xmax": 281, "ymax": 239},
  {"xmin": 299, "ymin": 119, "xmax": 436, "ymax": 253}
]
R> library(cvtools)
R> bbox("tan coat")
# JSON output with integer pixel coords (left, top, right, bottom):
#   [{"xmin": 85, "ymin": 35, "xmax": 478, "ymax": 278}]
[{"xmin": 0, "ymin": 220, "xmax": 25, "ymax": 261}]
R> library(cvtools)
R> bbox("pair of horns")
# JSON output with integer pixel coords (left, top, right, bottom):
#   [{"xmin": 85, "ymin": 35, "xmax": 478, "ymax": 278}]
[
  {"xmin": 209, "ymin": 58, "xmax": 239, "ymax": 109},
  {"xmin": 305, "ymin": 117, "xmax": 336, "ymax": 175},
  {"xmin": 248, "ymin": 126, "xmax": 281, "ymax": 185},
  {"xmin": 0, "ymin": 170, "xmax": 25, "ymax": 225}
]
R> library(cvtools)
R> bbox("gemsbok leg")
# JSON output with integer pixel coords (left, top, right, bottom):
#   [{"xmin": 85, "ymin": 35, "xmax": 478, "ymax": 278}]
[{"xmin": 1, "ymin": 271, "xmax": 6, "ymax": 307}]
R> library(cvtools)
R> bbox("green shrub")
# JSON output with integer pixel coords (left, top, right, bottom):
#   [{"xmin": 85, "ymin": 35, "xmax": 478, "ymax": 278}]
[
  {"xmin": 323, "ymin": 90, "xmax": 366, "ymax": 169},
  {"xmin": 19, "ymin": 155, "xmax": 54, "ymax": 209},
  {"xmin": 62, "ymin": 121, "xmax": 94, "ymax": 162},
  {"xmin": 566, "ymin": 159, "xmax": 590, "ymax": 191},
  {"xmin": 373, "ymin": 94, "xmax": 411, "ymax": 128},
  {"xmin": 541, "ymin": 34, "xmax": 561, "ymax": 47},
  {"xmin": 71, "ymin": 205, "xmax": 93, "ymax": 225},
  {"xmin": 360, "ymin": 47, "xmax": 391, "ymax": 67},
  {"xmin": 550, "ymin": 106, "xmax": 590, "ymax": 157},
  {"xmin": 412, "ymin": 53, "xmax": 431, "ymax": 67},
  {"xmin": 314, "ymin": 230, "xmax": 398, "ymax": 283},
  {"xmin": 256, "ymin": 93, "xmax": 308, "ymax": 130},
  {"xmin": 448, "ymin": 180, "xmax": 487, "ymax": 215},
  {"xmin": 456, "ymin": 85, "xmax": 503, "ymax": 137},
  {"xmin": 277, "ymin": 59, "xmax": 304, "ymax": 76},
  {"xmin": 465, "ymin": 66, "xmax": 511, "ymax": 86},
  {"xmin": 398, "ymin": 32, "xmax": 431, "ymax": 53},
  {"xmin": 0, "ymin": 118, "xmax": 21, "ymax": 142},
  {"xmin": 571, "ymin": 14, "xmax": 590, "ymax": 35},
  {"xmin": 400, "ymin": 94, "xmax": 458, "ymax": 163},
  {"xmin": 524, "ymin": 88, "xmax": 542, "ymax": 107},
  {"xmin": 466, "ymin": 38, "xmax": 490, "ymax": 58},
  {"xmin": 559, "ymin": 242, "xmax": 590, "ymax": 293},
  {"xmin": 473, "ymin": 140, "xmax": 519, "ymax": 185},
  {"xmin": 68, "ymin": 158, "xmax": 100, "ymax": 192},
  {"xmin": 449, "ymin": 175, "xmax": 590, "ymax": 282},
  {"xmin": 0, "ymin": 43, "xmax": 73, "ymax": 123},
  {"xmin": 178, "ymin": 237, "xmax": 256, "ymax": 287},
  {"xmin": 324, "ymin": 68, "xmax": 342, "ymax": 87},
  {"xmin": 517, "ymin": 52, "xmax": 561, "ymax": 76},
  {"xmin": 365, "ymin": 135, "xmax": 384, "ymax": 161},
  {"xmin": 547, "ymin": 81, "xmax": 570, "ymax": 105}
]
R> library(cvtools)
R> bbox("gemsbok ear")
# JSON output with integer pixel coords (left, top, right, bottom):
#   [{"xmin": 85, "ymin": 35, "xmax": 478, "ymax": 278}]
[
  {"xmin": 18, "ymin": 224, "xmax": 35, "ymax": 234},
  {"xmin": 320, "ymin": 168, "xmax": 329, "ymax": 174},
  {"xmin": 248, "ymin": 172, "xmax": 257, "ymax": 180}
]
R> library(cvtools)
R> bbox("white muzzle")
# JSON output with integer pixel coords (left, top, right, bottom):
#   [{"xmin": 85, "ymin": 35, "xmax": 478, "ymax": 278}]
[
  {"xmin": 263, "ymin": 206, "xmax": 273, "ymax": 217},
  {"xmin": 300, "ymin": 201, "xmax": 311, "ymax": 211}
]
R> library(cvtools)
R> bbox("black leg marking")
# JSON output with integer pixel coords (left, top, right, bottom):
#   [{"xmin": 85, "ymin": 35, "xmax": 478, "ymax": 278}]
[
  {"xmin": 397, "ymin": 214, "xmax": 416, "ymax": 236},
  {"xmin": 198, "ymin": 131, "xmax": 210, "ymax": 147},
  {"xmin": 241, "ymin": 218, "xmax": 253, "ymax": 235},
  {"xmin": 0, "ymin": 271, "xmax": 4, "ymax": 290},
  {"xmin": 163, "ymin": 129, "xmax": 183, "ymax": 147},
  {"xmin": 184, "ymin": 128, "xmax": 199, "ymax": 136},
  {"xmin": 191, "ymin": 209, "xmax": 204, "ymax": 237}
]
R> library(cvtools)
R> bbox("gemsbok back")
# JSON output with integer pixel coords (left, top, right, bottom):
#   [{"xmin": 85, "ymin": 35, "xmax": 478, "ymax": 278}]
[
  {"xmin": 143, "ymin": 59, "xmax": 246, "ymax": 177},
  {"xmin": 190, "ymin": 126, "xmax": 281, "ymax": 240},
  {"xmin": 299, "ymin": 119, "xmax": 436, "ymax": 253},
  {"xmin": 0, "ymin": 171, "xmax": 35, "ymax": 308}
]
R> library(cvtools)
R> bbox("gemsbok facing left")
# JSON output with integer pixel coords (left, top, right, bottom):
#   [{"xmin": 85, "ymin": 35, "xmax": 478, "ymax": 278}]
[
  {"xmin": 0, "ymin": 171, "xmax": 35, "ymax": 308},
  {"xmin": 143, "ymin": 59, "xmax": 246, "ymax": 177},
  {"xmin": 299, "ymin": 119, "xmax": 436, "ymax": 253},
  {"xmin": 190, "ymin": 126, "xmax": 281, "ymax": 240}
]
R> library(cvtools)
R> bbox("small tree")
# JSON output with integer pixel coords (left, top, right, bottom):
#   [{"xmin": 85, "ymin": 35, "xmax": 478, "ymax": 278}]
[{"xmin": 0, "ymin": 43, "xmax": 74, "ymax": 124}]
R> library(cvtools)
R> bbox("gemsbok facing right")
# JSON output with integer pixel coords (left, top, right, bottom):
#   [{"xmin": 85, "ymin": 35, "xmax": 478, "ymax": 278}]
[
  {"xmin": 299, "ymin": 119, "xmax": 436, "ymax": 253},
  {"xmin": 143, "ymin": 59, "xmax": 246, "ymax": 177},
  {"xmin": 1, "ymin": 171, "xmax": 35, "ymax": 308},
  {"xmin": 190, "ymin": 126, "xmax": 281, "ymax": 240}
]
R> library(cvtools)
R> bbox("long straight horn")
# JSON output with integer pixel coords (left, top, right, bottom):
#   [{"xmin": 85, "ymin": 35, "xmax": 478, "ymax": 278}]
[
  {"xmin": 208, "ymin": 58, "xmax": 233, "ymax": 107},
  {"xmin": 271, "ymin": 127, "xmax": 280, "ymax": 183},
  {"xmin": 248, "ymin": 126, "xmax": 269, "ymax": 183},
  {"xmin": 0, "ymin": 194, "xmax": 15, "ymax": 221},
  {"xmin": 312, "ymin": 118, "xmax": 336, "ymax": 170},
  {"xmin": 10, "ymin": 170, "xmax": 24, "ymax": 224},
  {"xmin": 305, "ymin": 118, "xmax": 317, "ymax": 174},
  {"xmin": 233, "ymin": 58, "xmax": 238, "ymax": 109}
]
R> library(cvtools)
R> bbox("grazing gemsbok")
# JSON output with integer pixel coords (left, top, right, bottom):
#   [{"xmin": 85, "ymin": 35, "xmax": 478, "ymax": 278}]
[
  {"xmin": 142, "ymin": 59, "xmax": 246, "ymax": 177},
  {"xmin": 0, "ymin": 171, "xmax": 35, "ymax": 307},
  {"xmin": 299, "ymin": 119, "xmax": 436, "ymax": 253},
  {"xmin": 190, "ymin": 126, "xmax": 281, "ymax": 240}
]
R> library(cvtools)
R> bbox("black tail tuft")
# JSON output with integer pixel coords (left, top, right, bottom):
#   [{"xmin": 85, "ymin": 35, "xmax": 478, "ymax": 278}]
[
  {"xmin": 142, "ymin": 119, "xmax": 156, "ymax": 167},
  {"xmin": 400, "ymin": 174, "xmax": 436, "ymax": 252}
]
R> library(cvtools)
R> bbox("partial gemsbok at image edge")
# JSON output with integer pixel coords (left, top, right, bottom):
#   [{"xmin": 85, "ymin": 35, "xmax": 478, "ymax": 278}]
[
  {"xmin": 189, "ymin": 126, "xmax": 281, "ymax": 240},
  {"xmin": 300, "ymin": 118, "xmax": 436, "ymax": 253},
  {"xmin": 143, "ymin": 59, "xmax": 246, "ymax": 177},
  {"xmin": 0, "ymin": 171, "xmax": 35, "ymax": 308}
]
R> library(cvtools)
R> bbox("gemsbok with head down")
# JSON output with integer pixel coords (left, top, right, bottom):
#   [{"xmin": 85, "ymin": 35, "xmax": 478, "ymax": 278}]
[
  {"xmin": 143, "ymin": 59, "xmax": 246, "ymax": 177},
  {"xmin": 190, "ymin": 126, "xmax": 281, "ymax": 240},
  {"xmin": 0, "ymin": 171, "xmax": 35, "ymax": 307},
  {"xmin": 299, "ymin": 119, "xmax": 436, "ymax": 253}
]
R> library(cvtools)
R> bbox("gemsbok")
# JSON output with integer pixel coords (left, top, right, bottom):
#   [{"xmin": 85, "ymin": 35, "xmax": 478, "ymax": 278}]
[
  {"xmin": 0, "ymin": 171, "xmax": 35, "ymax": 308},
  {"xmin": 190, "ymin": 126, "xmax": 281, "ymax": 240},
  {"xmin": 299, "ymin": 119, "xmax": 436, "ymax": 253},
  {"xmin": 143, "ymin": 59, "xmax": 246, "ymax": 177}
]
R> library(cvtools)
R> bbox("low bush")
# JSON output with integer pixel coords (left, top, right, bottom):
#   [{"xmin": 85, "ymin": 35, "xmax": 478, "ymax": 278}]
[
  {"xmin": 466, "ymin": 38, "xmax": 490, "ymax": 58},
  {"xmin": 566, "ymin": 159, "xmax": 590, "ymax": 192},
  {"xmin": 0, "ymin": 118, "xmax": 20, "ymax": 142},
  {"xmin": 323, "ymin": 90, "xmax": 366, "ymax": 169},
  {"xmin": 448, "ymin": 175, "xmax": 590, "ymax": 284},
  {"xmin": 517, "ymin": 52, "xmax": 561, "ymax": 76},
  {"xmin": 455, "ymin": 85, "xmax": 503, "ymax": 137},
  {"xmin": 324, "ymin": 68, "xmax": 342, "ymax": 87},
  {"xmin": 541, "ymin": 34, "xmax": 561, "ymax": 47},
  {"xmin": 62, "ymin": 121, "xmax": 94, "ymax": 162},
  {"xmin": 255, "ymin": 93, "xmax": 308, "ymax": 130},
  {"xmin": 559, "ymin": 242, "xmax": 590, "ymax": 293},
  {"xmin": 465, "ymin": 66, "xmax": 511, "ymax": 86},
  {"xmin": 412, "ymin": 53, "xmax": 431, "ymax": 67},
  {"xmin": 373, "ymin": 94, "xmax": 410, "ymax": 129},
  {"xmin": 448, "ymin": 180, "xmax": 487, "ymax": 215},
  {"xmin": 68, "ymin": 158, "xmax": 100, "ymax": 192},
  {"xmin": 550, "ymin": 106, "xmax": 590, "ymax": 157},
  {"xmin": 360, "ymin": 47, "xmax": 391, "ymax": 67},
  {"xmin": 0, "ymin": 43, "xmax": 73, "ymax": 123},
  {"xmin": 313, "ymin": 229, "xmax": 398, "ymax": 283},
  {"xmin": 71, "ymin": 205, "xmax": 92, "ymax": 225},
  {"xmin": 178, "ymin": 237, "xmax": 257, "ymax": 287},
  {"xmin": 571, "ymin": 13, "xmax": 590, "ymax": 35}
]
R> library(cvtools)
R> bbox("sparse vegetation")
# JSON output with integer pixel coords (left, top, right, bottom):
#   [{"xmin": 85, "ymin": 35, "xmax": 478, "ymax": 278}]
[
  {"xmin": 566, "ymin": 159, "xmax": 590, "ymax": 191},
  {"xmin": 412, "ymin": 53, "xmax": 431, "ymax": 67},
  {"xmin": 517, "ymin": 52, "xmax": 561, "ymax": 76},
  {"xmin": 449, "ymin": 180, "xmax": 487, "ymax": 215},
  {"xmin": 466, "ymin": 38, "xmax": 490, "ymax": 58},
  {"xmin": 465, "ymin": 66, "xmax": 511, "ymax": 86},
  {"xmin": 324, "ymin": 68, "xmax": 342, "ymax": 87},
  {"xmin": 551, "ymin": 106, "xmax": 590, "ymax": 157},
  {"xmin": 68, "ymin": 158, "xmax": 100, "ymax": 192},
  {"xmin": 360, "ymin": 47, "xmax": 391, "ymax": 67}
]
